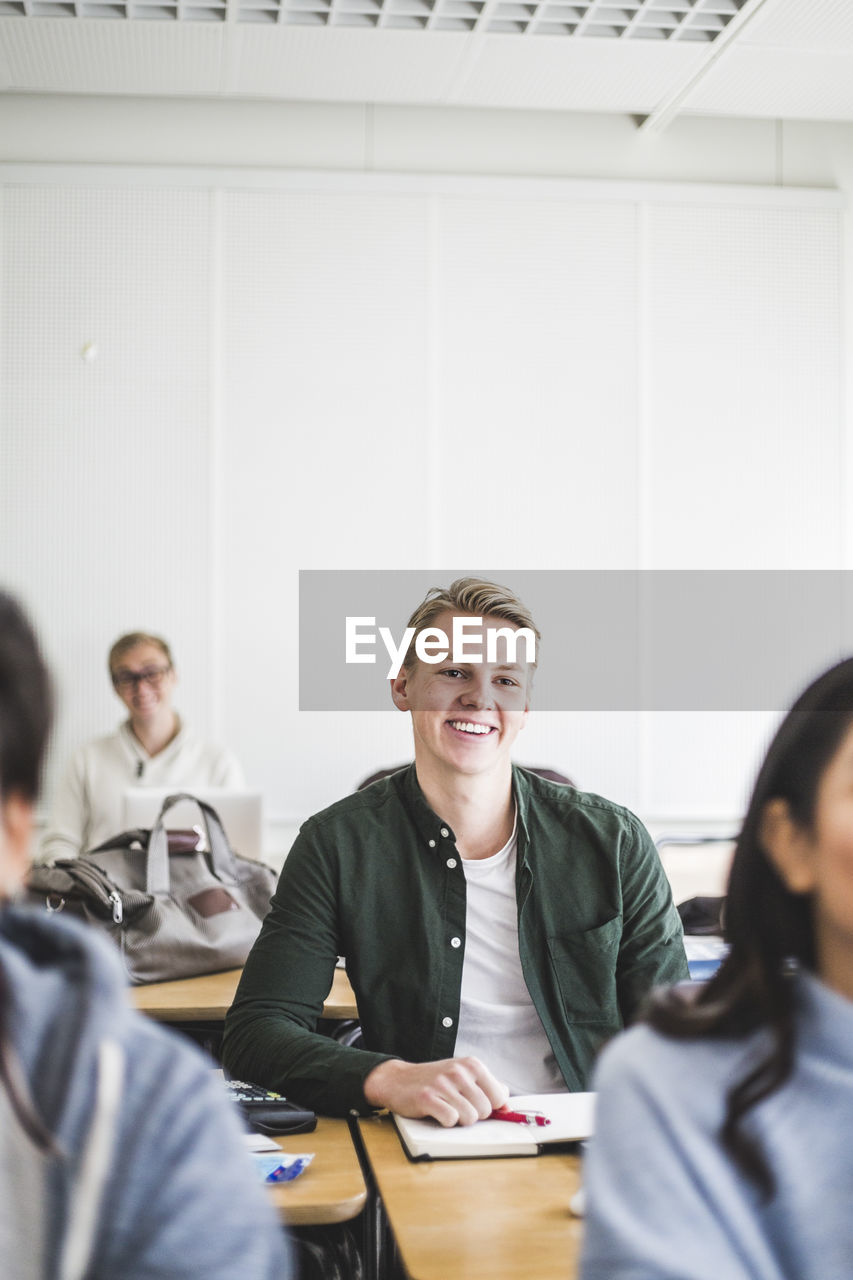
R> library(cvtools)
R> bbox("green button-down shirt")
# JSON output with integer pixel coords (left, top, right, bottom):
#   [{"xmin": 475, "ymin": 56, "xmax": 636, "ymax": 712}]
[{"xmin": 223, "ymin": 765, "xmax": 688, "ymax": 1115}]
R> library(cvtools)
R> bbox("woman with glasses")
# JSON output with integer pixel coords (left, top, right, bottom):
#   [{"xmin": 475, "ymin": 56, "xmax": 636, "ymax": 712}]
[{"xmin": 40, "ymin": 631, "xmax": 243, "ymax": 861}]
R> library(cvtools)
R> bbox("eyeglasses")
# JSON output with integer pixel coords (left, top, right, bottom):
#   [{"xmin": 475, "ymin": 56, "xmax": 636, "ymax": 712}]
[{"xmin": 112, "ymin": 664, "xmax": 171, "ymax": 692}]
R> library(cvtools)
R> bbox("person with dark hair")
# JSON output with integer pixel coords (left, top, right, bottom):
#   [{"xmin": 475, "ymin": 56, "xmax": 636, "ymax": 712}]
[
  {"xmin": 224, "ymin": 577, "xmax": 686, "ymax": 1121},
  {"xmin": 0, "ymin": 592, "xmax": 289, "ymax": 1280},
  {"xmin": 40, "ymin": 629, "xmax": 243, "ymax": 861},
  {"xmin": 581, "ymin": 655, "xmax": 853, "ymax": 1279}
]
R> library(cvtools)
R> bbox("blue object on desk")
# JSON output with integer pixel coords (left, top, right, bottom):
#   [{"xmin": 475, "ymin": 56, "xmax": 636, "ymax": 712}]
[
  {"xmin": 684, "ymin": 935, "xmax": 728, "ymax": 982},
  {"xmin": 687, "ymin": 956, "xmax": 725, "ymax": 981},
  {"xmin": 254, "ymin": 1153, "xmax": 314, "ymax": 1183}
]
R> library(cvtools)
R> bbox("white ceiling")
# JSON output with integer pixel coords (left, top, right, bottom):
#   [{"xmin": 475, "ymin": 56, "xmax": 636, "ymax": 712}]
[{"xmin": 0, "ymin": 0, "xmax": 852, "ymax": 127}]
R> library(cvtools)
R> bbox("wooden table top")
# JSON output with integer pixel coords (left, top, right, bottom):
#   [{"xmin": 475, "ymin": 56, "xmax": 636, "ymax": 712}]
[
  {"xmin": 358, "ymin": 1114, "xmax": 585, "ymax": 1280},
  {"xmin": 131, "ymin": 964, "xmax": 358, "ymax": 1022},
  {"xmin": 267, "ymin": 1117, "xmax": 367, "ymax": 1227}
]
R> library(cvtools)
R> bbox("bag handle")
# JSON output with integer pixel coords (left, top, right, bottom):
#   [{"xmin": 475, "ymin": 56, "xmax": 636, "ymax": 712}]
[{"xmin": 145, "ymin": 792, "xmax": 241, "ymax": 895}]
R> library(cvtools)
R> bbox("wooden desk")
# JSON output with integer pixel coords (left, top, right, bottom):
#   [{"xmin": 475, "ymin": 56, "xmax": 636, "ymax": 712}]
[
  {"xmin": 267, "ymin": 1117, "xmax": 367, "ymax": 1227},
  {"xmin": 131, "ymin": 964, "xmax": 358, "ymax": 1022},
  {"xmin": 358, "ymin": 1115, "xmax": 585, "ymax": 1280}
]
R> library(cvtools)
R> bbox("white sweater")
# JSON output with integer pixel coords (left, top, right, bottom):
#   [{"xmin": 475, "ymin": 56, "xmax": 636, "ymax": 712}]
[{"xmin": 40, "ymin": 720, "xmax": 244, "ymax": 862}]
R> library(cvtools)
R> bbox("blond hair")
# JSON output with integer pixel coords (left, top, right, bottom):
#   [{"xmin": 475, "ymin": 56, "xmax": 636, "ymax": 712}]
[
  {"xmin": 402, "ymin": 577, "xmax": 540, "ymax": 671},
  {"xmin": 108, "ymin": 632, "xmax": 173, "ymax": 681}
]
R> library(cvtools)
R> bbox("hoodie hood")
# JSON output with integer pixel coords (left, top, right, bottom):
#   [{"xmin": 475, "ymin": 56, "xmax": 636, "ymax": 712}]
[
  {"xmin": 0, "ymin": 905, "xmax": 290, "ymax": 1280},
  {"xmin": 1, "ymin": 904, "xmax": 131, "ymax": 1148}
]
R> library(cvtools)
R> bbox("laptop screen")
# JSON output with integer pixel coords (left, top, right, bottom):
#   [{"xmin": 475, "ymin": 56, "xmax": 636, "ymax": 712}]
[{"xmin": 122, "ymin": 788, "xmax": 263, "ymax": 862}]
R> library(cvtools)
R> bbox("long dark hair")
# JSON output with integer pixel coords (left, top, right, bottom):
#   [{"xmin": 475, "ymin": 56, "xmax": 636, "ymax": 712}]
[
  {"xmin": 0, "ymin": 591, "xmax": 56, "ymax": 1150},
  {"xmin": 649, "ymin": 656, "xmax": 853, "ymax": 1195}
]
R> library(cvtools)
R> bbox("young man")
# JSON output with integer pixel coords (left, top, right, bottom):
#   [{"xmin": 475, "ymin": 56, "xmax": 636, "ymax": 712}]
[
  {"xmin": 0, "ymin": 593, "xmax": 289, "ymax": 1279},
  {"xmin": 224, "ymin": 578, "xmax": 688, "ymax": 1123},
  {"xmin": 40, "ymin": 630, "xmax": 244, "ymax": 860}
]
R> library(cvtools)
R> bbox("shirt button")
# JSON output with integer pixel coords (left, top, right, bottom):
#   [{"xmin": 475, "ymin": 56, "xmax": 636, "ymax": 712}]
[
  {"xmin": 442, "ymin": 1016, "xmax": 453, "ymax": 1028},
  {"xmin": 450, "ymin": 937, "xmax": 461, "ymax": 948},
  {"xmin": 428, "ymin": 839, "xmax": 436, "ymax": 848},
  {"xmin": 446, "ymin": 857, "xmax": 457, "ymax": 869},
  {"xmin": 440, "ymin": 827, "xmax": 450, "ymax": 838}
]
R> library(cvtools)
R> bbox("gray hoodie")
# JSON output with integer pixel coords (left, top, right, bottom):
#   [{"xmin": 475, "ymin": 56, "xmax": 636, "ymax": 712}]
[{"xmin": 0, "ymin": 905, "xmax": 290, "ymax": 1280}]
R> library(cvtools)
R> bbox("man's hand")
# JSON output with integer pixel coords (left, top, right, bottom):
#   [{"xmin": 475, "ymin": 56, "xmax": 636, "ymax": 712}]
[{"xmin": 363, "ymin": 1056, "xmax": 509, "ymax": 1127}]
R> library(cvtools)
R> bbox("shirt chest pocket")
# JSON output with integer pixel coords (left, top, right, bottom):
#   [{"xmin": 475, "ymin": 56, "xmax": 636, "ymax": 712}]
[{"xmin": 547, "ymin": 916, "xmax": 621, "ymax": 1025}]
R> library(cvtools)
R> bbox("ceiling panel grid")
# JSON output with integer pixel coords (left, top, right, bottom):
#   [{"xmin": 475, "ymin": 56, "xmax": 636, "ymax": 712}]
[
  {"xmin": 2, "ymin": 0, "xmax": 853, "ymax": 121},
  {"xmin": 0, "ymin": 0, "xmax": 750, "ymax": 38}
]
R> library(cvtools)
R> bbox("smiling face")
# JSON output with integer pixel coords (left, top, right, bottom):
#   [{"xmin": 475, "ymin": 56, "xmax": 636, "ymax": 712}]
[
  {"xmin": 390, "ymin": 609, "xmax": 531, "ymax": 783},
  {"xmin": 110, "ymin": 640, "xmax": 176, "ymax": 729}
]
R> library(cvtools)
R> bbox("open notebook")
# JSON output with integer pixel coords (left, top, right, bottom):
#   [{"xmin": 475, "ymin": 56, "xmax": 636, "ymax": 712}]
[{"xmin": 393, "ymin": 1091, "xmax": 596, "ymax": 1161}]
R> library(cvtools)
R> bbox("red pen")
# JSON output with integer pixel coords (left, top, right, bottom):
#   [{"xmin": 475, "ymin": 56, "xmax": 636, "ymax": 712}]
[{"xmin": 488, "ymin": 1105, "xmax": 551, "ymax": 1128}]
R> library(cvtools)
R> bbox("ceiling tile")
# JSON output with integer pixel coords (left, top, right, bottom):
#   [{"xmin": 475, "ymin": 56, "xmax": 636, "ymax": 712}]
[
  {"xmin": 0, "ymin": 0, "xmax": 853, "ymax": 124},
  {"xmin": 452, "ymin": 37, "xmax": 707, "ymax": 112},
  {"xmin": 222, "ymin": 26, "xmax": 474, "ymax": 101},
  {"xmin": 740, "ymin": 0, "xmax": 853, "ymax": 53},
  {"xmin": 0, "ymin": 19, "xmax": 225, "ymax": 94},
  {"xmin": 687, "ymin": 46, "xmax": 853, "ymax": 120}
]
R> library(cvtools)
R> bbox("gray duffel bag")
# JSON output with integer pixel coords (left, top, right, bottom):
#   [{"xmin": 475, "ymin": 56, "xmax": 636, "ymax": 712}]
[{"xmin": 26, "ymin": 792, "xmax": 276, "ymax": 984}]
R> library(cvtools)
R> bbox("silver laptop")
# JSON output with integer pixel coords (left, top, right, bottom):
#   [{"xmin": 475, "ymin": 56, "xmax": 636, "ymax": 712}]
[{"xmin": 122, "ymin": 788, "xmax": 263, "ymax": 861}]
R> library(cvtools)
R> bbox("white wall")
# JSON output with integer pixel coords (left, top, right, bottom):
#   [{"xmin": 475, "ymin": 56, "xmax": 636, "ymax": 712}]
[
  {"xmin": 2, "ymin": 95, "xmax": 851, "ymax": 857},
  {"xmin": 1, "ymin": 96, "xmax": 853, "ymax": 190},
  {"xmin": 0, "ymin": 97, "xmax": 845, "ymax": 190}
]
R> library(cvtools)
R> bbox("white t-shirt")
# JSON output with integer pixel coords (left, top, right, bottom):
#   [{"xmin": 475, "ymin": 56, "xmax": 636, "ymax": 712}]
[{"xmin": 454, "ymin": 820, "xmax": 566, "ymax": 1094}]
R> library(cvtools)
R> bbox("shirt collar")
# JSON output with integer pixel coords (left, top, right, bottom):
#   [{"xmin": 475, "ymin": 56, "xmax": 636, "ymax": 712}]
[
  {"xmin": 397, "ymin": 761, "xmax": 532, "ymax": 863},
  {"xmin": 511, "ymin": 764, "xmax": 532, "ymax": 862},
  {"xmin": 398, "ymin": 763, "xmax": 456, "ymax": 850},
  {"xmin": 119, "ymin": 717, "xmax": 184, "ymax": 763}
]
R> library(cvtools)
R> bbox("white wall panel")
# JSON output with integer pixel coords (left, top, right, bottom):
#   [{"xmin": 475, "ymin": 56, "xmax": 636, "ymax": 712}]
[
  {"xmin": 0, "ymin": 183, "xmax": 215, "ymax": 804},
  {"xmin": 637, "ymin": 200, "xmax": 843, "ymax": 822},
  {"xmin": 218, "ymin": 188, "xmax": 431, "ymax": 819},
  {"xmin": 639, "ymin": 710, "xmax": 779, "ymax": 830},
  {"xmin": 642, "ymin": 203, "xmax": 842, "ymax": 570},
  {"xmin": 0, "ymin": 168, "xmax": 844, "ymax": 846},
  {"xmin": 435, "ymin": 195, "xmax": 640, "ymax": 568},
  {"xmin": 517, "ymin": 711, "xmax": 642, "ymax": 814},
  {"xmin": 432, "ymin": 194, "xmax": 643, "ymax": 811}
]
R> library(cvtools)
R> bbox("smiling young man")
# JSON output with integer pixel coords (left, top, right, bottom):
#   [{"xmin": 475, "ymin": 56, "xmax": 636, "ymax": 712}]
[
  {"xmin": 40, "ymin": 632, "xmax": 244, "ymax": 861},
  {"xmin": 224, "ymin": 578, "xmax": 688, "ymax": 1122}
]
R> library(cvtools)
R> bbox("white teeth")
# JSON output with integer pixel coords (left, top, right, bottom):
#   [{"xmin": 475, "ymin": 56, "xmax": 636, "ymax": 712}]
[{"xmin": 450, "ymin": 721, "xmax": 491, "ymax": 735}]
